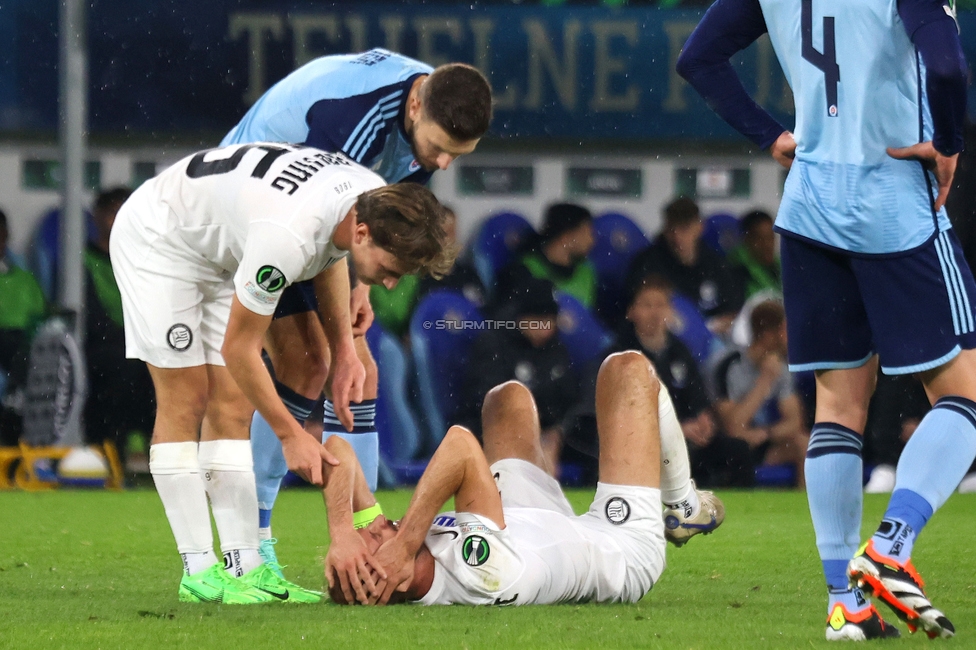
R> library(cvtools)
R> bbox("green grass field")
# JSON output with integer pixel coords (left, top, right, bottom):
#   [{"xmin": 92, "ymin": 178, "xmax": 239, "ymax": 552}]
[{"xmin": 2, "ymin": 488, "xmax": 974, "ymax": 649}]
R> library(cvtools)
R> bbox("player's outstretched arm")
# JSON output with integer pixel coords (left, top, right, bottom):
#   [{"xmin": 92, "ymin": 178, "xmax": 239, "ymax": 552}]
[
  {"xmin": 374, "ymin": 425, "xmax": 504, "ymax": 604},
  {"xmin": 222, "ymin": 295, "xmax": 339, "ymax": 485},
  {"xmin": 322, "ymin": 435, "xmax": 387, "ymax": 605},
  {"xmin": 313, "ymin": 257, "xmax": 366, "ymax": 431},
  {"xmin": 676, "ymin": 0, "xmax": 786, "ymax": 153}
]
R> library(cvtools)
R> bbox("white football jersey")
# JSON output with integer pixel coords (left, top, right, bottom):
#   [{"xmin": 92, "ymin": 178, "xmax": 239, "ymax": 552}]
[
  {"xmin": 137, "ymin": 142, "xmax": 385, "ymax": 315},
  {"xmin": 417, "ymin": 509, "xmax": 629, "ymax": 606}
]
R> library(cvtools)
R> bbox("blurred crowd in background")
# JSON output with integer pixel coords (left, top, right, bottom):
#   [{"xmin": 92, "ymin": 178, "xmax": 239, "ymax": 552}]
[{"xmin": 2, "ymin": 186, "xmax": 952, "ymax": 491}]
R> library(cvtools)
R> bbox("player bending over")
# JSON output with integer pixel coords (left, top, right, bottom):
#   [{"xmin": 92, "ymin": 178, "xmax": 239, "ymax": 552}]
[
  {"xmin": 221, "ymin": 49, "xmax": 491, "ymax": 576},
  {"xmin": 322, "ymin": 351, "xmax": 725, "ymax": 606},
  {"xmin": 111, "ymin": 143, "xmax": 454, "ymax": 604}
]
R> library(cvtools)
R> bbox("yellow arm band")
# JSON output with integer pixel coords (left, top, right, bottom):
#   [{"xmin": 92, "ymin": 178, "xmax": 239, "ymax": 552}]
[{"xmin": 352, "ymin": 503, "xmax": 383, "ymax": 529}]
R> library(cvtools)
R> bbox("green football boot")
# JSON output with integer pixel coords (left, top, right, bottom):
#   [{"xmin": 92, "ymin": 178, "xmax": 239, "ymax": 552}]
[
  {"xmin": 178, "ymin": 563, "xmax": 275, "ymax": 604},
  {"xmin": 239, "ymin": 562, "xmax": 324, "ymax": 604}
]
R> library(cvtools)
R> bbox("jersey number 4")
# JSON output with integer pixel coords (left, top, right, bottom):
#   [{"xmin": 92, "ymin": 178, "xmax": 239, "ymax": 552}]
[{"xmin": 801, "ymin": 0, "xmax": 840, "ymax": 117}]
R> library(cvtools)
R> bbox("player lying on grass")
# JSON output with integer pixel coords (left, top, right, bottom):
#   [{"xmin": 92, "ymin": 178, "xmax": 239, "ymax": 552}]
[
  {"xmin": 322, "ymin": 350, "xmax": 725, "ymax": 606},
  {"xmin": 111, "ymin": 143, "xmax": 454, "ymax": 604}
]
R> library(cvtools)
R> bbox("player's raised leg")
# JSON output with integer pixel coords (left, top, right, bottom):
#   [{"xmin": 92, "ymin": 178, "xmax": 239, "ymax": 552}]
[
  {"xmin": 147, "ymin": 364, "xmax": 273, "ymax": 605},
  {"xmin": 480, "ymin": 380, "xmax": 575, "ymax": 515},
  {"xmin": 655, "ymin": 377, "xmax": 724, "ymax": 546}
]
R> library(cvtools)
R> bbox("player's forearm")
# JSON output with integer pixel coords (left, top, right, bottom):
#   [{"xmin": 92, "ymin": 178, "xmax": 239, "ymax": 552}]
[
  {"xmin": 395, "ymin": 426, "xmax": 477, "ymax": 555},
  {"xmin": 323, "ymin": 435, "xmax": 378, "ymax": 515},
  {"xmin": 222, "ymin": 299, "xmax": 300, "ymax": 438},
  {"xmin": 314, "ymin": 258, "xmax": 356, "ymax": 353},
  {"xmin": 322, "ymin": 436, "xmax": 369, "ymax": 536}
]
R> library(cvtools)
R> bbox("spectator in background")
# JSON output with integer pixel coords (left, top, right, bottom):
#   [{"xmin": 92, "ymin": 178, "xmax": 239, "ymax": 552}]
[
  {"xmin": 494, "ymin": 202, "xmax": 597, "ymax": 311},
  {"xmin": 84, "ymin": 188, "xmax": 155, "ymax": 461},
  {"xmin": 0, "ymin": 209, "xmax": 47, "ymax": 444},
  {"xmin": 370, "ymin": 206, "xmax": 485, "ymax": 337},
  {"xmin": 626, "ymin": 197, "xmax": 743, "ymax": 336},
  {"xmin": 708, "ymin": 300, "xmax": 807, "ymax": 486},
  {"xmin": 729, "ymin": 210, "xmax": 782, "ymax": 299},
  {"xmin": 458, "ymin": 278, "xmax": 577, "ymax": 474}
]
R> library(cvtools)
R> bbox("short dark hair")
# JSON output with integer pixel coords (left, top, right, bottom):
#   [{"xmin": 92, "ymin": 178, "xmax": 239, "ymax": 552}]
[
  {"xmin": 355, "ymin": 184, "xmax": 458, "ymax": 279},
  {"xmin": 740, "ymin": 210, "xmax": 773, "ymax": 236},
  {"xmin": 420, "ymin": 63, "xmax": 493, "ymax": 141},
  {"xmin": 630, "ymin": 273, "xmax": 672, "ymax": 306},
  {"xmin": 663, "ymin": 197, "xmax": 700, "ymax": 230},
  {"xmin": 750, "ymin": 300, "xmax": 785, "ymax": 338},
  {"xmin": 95, "ymin": 187, "xmax": 132, "ymax": 213}
]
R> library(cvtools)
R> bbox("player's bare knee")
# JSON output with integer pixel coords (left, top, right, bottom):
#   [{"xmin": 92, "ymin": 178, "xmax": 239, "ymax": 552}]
[
  {"xmin": 483, "ymin": 380, "xmax": 533, "ymax": 416},
  {"xmin": 600, "ymin": 350, "xmax": 659, "ymax": 389}
]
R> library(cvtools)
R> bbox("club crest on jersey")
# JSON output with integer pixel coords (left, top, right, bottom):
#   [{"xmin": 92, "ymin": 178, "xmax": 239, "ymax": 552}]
[
  {"xmin": 167, "ymin": 324, "xmax": 192, "ymax": 351},
  {"xmin": 409, "ymin": 159, "xmax": 421, "ymax": 173},
  {"xmin": 256, "ymin": 265, "xmax": 286, "ymax": 292},
  {"xmin": 605, "ymin": 497, "xmax": 631, "ymax": 525},
  {"xmin": 461, "ymin": 535, "xmax": 490, "ymax": 566}
]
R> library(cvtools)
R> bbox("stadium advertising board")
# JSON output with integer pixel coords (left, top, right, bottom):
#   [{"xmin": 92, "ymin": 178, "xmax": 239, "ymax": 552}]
[{"xmin": 2, "ymin": 1, "xmax": 975, "ymax": 141}]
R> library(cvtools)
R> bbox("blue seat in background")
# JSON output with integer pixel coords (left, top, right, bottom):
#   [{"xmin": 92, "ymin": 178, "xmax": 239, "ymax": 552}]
[
  {"xmin": 555, "ymin": 291, "xmax": 613, "ymax": 369},
  {"xmin": 410, "ymin": 290, "xmax": 483, "ymax": 450},
  {"xmin": 365, "ymin": 322, "xmax": 424, "ymax": 483},
  {"xmin": 701, "ymin": 212, "xmax": 741, "ymax": 258},
  {"xmin": 589, "ymin": 211, "xmax": 650, "ymax": 321},
  {"xmin": 669, "ymin": 294, "xmax": 716, "ymax": 366},
  {"xmin": 28, "ymin": 207, "xmax": 97, "ymax": 301},
  {"xmin": 470, "ymin": 211, "xmax": 534, "ymax": 292}
]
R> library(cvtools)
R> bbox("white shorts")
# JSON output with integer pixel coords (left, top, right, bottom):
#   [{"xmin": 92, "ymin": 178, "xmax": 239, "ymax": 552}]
[
  {"xmin": 490, "ymin": 459, "xmax": 666, "ymax": 602},
  {"xmin": 579, "ymin": 483, "xmax": 666, "ymax": 602},
  {"xmin": 110, "ymin": 192, "xmax": 231, "ymax": 368}
]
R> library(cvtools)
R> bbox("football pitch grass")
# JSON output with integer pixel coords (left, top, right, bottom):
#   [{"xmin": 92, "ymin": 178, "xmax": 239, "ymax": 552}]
[{"xmin": 2, "ymin": 489, "xmax": 974, "ymax": 649}]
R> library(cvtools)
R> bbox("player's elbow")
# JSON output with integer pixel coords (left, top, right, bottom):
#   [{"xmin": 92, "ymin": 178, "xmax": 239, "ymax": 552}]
[{"xmin": 676, "ymin": 45, "xmax": 706, "ymax": 83}]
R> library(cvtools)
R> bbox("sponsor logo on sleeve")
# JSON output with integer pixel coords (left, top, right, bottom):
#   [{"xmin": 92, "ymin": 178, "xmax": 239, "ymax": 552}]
[
  {"xmin": 256, "ymin": 265, "xmax": 286, "ymax": 292},
  {"xmin": 166, "ymin": 324, "xmax": 192, "ymax": 351},
  {"xmin": 605, "ymin": 497, "xmax": 631, "ymax": 525},
  {"xmin": 461, "ymin": 536, "xmax": 491, "ymax": 567},
  {"xmin": 243, "ymin": 281, "xmax": 279, "ymax": 305}
]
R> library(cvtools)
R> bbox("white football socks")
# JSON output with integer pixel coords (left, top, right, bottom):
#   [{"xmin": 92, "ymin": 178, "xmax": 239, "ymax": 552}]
[
  {"xmin": 149, "ymin": 441, "xmax": 218, "ymax": 576},
  {"xmin": 657, "ymin": 387, "xmax": 700, "ymax": 516},
  {"xmin": 198, "ymin": 439, "xmax": 263, "ymax": 577}
]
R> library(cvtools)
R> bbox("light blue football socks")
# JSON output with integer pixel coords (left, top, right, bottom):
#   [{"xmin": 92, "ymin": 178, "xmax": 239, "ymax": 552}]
[
  {"xmin": 870, "ymin": 396, "xmax": 976, "ymax": 561},
  {"xmin": 806, "ymin": 423, "xmax": 867, "ymax": 611}
]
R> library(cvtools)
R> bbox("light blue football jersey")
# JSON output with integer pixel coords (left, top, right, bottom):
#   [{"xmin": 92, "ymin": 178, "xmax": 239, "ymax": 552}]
[
  {"xmin": 760, "ymin": 0, "xmax": 950, "ymax": 254},
  {"xmin": 221, "ymin": 49, "xmax": 434, "ymax": 185}
]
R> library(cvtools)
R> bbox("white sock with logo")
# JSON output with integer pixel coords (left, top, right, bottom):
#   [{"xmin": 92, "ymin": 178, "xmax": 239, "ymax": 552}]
[
  {"xmin": 658, "ymin": 388, "xmax": 700, "ymax": 517},
  {"xmin": 149, "ymin": 441, "xmax": 218, "ymax": 576},
  {"xmin": 198, "ymin": 439, "xmax": 262, "ymax": 577}
]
